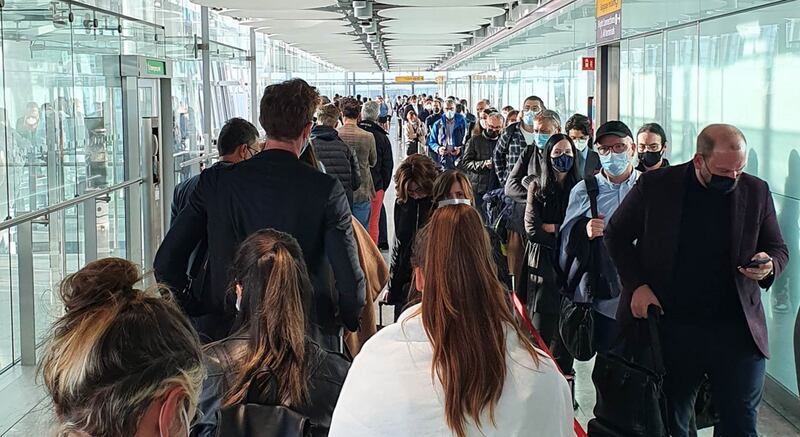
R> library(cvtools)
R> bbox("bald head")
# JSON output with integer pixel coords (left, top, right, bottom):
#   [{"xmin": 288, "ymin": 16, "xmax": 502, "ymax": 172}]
[{"xmin": 697, "ymin": 124, "xmax": 746, "ymax": 157}]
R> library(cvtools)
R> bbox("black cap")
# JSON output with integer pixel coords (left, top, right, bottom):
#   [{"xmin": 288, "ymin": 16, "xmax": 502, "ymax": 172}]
[{"xmin": 594, "ymin": 120, "xmax": 633, "ymax": 144}]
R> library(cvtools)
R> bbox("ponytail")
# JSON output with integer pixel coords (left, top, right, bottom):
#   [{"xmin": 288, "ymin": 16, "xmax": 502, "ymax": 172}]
[{"xmin": 224, "ymin": 230, "xmax": 310, "ymax": 407}]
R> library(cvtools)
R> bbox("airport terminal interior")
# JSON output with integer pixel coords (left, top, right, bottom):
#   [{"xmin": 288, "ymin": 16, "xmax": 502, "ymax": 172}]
[{"xmin": 0, "ymin": 0, "xmax": 799, "ymax": 435}]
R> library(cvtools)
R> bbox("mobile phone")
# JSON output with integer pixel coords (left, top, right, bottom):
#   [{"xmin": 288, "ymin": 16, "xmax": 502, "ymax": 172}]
[{"xmin": 742, "ymin": 258, "xmax": 771, "ymax": 269}]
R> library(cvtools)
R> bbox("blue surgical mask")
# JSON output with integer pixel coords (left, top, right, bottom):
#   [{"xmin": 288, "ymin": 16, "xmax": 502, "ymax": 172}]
[
  {"xmin": 445, "ymin": 110, "xmax": 455, "ymax": 119},
  {"xmin": 600, "ymin": 151, "xmax": 631, "ymax": 177},
  {"xmin": 552, "ymin": 155, "xmax": 574, "ymax": 173},
  {"xmin": 534, "ymin": 133, "xmax": 551, "ymax": 150},
  {"xmin": 523, "ymin": 110, "xmax": 535, "ymax": 126}
]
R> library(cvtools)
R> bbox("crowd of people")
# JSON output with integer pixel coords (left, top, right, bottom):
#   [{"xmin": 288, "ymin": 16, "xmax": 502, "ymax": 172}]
[{"xmin": 39, "ymin": 78, "xmax": 789, "ymax": 437}]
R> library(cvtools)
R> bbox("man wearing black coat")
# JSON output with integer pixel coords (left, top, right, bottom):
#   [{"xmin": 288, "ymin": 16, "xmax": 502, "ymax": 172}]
[
  {"xmin": 312, "ymin": 103, "xmax": 360, "ymax": 207},
  {"xmin": 359, "ymin": 100, "xmax": 394, "ymax": 244},
  {"xmin": 155, "ymin": 79, "xmax": 366, "ymax": 351},
  {"xmin": 605, "ymin": 124, "xmax": 789, "ymax": 437}
]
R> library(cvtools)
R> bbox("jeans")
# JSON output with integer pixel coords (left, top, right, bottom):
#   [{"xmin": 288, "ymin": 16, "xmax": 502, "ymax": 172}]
[
  {"xmin": 662, "ymin": 320, "xmax": 765, "ymax": 437},
  {"xmin": 352, "ymin": 201, "xmax": 371, "ymax": 229},
  {"xmin": 368, "ymin": 190, "xmax": 385, "ymax": 243}
]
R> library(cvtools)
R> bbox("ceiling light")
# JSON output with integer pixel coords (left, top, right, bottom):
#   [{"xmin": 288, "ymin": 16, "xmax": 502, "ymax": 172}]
[
  {"xmin": 519, "ymin": 0, "xmax": 539, "ymax": 4},
  {"xmin": 354, "ymin": 1, "xmax": 373, "ymax": 21}
]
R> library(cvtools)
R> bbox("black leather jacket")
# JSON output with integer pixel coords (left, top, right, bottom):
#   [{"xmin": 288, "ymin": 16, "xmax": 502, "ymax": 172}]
[{"xmin": 192, "ymin": 337, "xmax": 350, "ymax": 437}]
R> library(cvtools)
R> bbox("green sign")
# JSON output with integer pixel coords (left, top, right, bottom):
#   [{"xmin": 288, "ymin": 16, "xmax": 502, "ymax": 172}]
[{"xmin": 145, "ymin": 59, "xmax": 167, "ymax": 76}]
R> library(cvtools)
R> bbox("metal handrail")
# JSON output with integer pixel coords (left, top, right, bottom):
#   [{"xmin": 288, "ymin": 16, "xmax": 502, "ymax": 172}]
[
  {"xmin": 0, "ymin": 177, "xmax": 144, "ymax": 231},
  {"xmin": 179, "ymin": 152, "xmax": 218, "ymax": 168}
]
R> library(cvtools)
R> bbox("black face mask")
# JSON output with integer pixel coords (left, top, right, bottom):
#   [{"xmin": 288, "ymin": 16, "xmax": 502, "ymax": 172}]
[
  {"xmin": 483, "ymin": 129, "xmax": 500, "ymax": 140},
  {"xmin": 703, "ymin": 161, "xmax": 738, "ymax": 194},
  {"xmin": 639, "ymin": 151, "xmax": 663, "ymax": 168}
]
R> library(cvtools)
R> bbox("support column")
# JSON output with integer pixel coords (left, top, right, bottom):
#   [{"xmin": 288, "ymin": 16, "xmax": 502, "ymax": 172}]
[
  {"xmin": 596, "ymin": 43, "xmax": 620, "ymax": 124},
  {"xmin": 17, "ymin": 221, "xmax": 35, "ymax": 366},
  {"xmin": 250, "ymin": 28, "xmax": 259, "ymax": 125},
  {"xmin": 201, "ymin": 6, "xmax": 212, "ymax": 152}
]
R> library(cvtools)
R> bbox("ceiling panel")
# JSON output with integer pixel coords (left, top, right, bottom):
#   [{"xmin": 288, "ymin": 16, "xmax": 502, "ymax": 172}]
[
  {"xmin": 382, "ymin": 19, "xmax": 486, "ymax": 34},
  {"xmin": 378, "ymin": 0, "xmax": 501, "ymax": 5},
  {"xmin": 220, "ymin": 9, "xmax": 344, "ymax": 20},
  {"xmin": 378, "ymin": 6, "xmax": 504, "ymax": 20},
  {"xmin": 193, "ymin": 0, "xmax": 335, "ymax": 8}
]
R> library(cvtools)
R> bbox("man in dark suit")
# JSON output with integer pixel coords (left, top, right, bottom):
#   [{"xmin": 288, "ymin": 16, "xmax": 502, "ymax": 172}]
[
  {"xmin": 605, "ymin": 124, "xmax": 789, "ymax": 437},
  {"xmin": 168, "ymin": 117, "xmax": 260, "ymax": 342},
  {"xmin": 155, "ymin": 79, "xmax": 366, "ymax": 351},
  {"xmin": 565, "ymin": 113, "xmax": 601, "ymax": 177}
]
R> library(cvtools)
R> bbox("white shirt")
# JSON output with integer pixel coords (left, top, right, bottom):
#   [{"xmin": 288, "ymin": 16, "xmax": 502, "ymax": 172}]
[
  {"xmin": 329, "ymin": 304, "xmax": 574, "ymax": 437},
  {"xmin": 520, "ymin": 126, "xmax": 536, "ymax": 146}
]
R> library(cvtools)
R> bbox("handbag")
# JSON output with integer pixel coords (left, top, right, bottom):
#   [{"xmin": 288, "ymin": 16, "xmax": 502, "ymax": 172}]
[
  {"xmin": 588, "ymin": 305, "xmax": 669, "ymax": 437},
  {"xmin": 559, "ymin": 298, "xmax": 595, "ymax": 361}
]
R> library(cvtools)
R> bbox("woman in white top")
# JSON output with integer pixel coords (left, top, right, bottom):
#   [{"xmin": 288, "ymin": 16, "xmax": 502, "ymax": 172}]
[
  {"xmin": 330, "ymin": 203, "xmax": 573, "ymax": 437},
  {"xmin": 403, "ymin": 109, "xmax": 426, "ymax": 157}
]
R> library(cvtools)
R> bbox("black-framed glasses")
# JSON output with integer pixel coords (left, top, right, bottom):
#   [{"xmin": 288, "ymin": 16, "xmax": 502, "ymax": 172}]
[{"xmin": 596, "ymin": 142, "xmax": 629, "ymax": 156}]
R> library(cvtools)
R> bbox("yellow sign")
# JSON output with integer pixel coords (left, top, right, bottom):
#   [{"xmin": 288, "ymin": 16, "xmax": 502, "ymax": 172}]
[
  {"xmin": 596, "ymin": 0, "xmax": 622, "ymax": 17},
  {"xmin": 434, "ymin": 75, "xmax": 446, "ymax": 84},
  {"xmin": 395, "ymin": 75, "xmax": 425, "ymax": 83},
  {"xmin": 472, "ymin": 74, "xmax": 497, "ymax": 82}
]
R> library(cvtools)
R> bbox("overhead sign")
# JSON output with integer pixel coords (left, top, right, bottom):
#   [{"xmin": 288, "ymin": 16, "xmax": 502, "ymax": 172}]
[
  {"xmin": 472, "ymin": 74, "xmax": 497, "ymax": 82},
  {"xmin": 395, "ymin": 75, "xmax": 424, "ymax": 83},
  {"xmin": 581, "ymin": 57, "xmax": 596, "ymax": 71},
  {"xmin": 435, "ymin": 75, "xmax": 446, "ymax": 84},
  {"xmin": 145, "ymin": 59, "xmax": 167, "ymax": 76},
  {"xmin": 596, "ymin": 0, "xmax": 622, "ymax": 44}
]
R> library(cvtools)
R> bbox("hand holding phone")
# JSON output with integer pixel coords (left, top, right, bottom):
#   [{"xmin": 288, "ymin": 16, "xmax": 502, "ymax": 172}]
[
  {"xmin": 738, "ymin": 253, "xmax": 773, "ymax": 281},
  {"xmin": 741, "ymin": 257, "xmax": 770, "ymax": 269}
]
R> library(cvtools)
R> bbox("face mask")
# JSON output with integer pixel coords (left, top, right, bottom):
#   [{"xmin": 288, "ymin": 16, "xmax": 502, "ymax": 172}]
[
  {"xmin": 552, "ymin": 155, "xmax": 574, "ymax": 173},
  {"xmin": 703, "ymin": 161, "xmax": 738, "ymax": 194},
  {"xmin": 483, "ymin": 129, "xmax": 500, "ymax": 140},
  {"xmin": 26, "ymin": 116, "xmax": 37, "ymax": 125},
  {"xmin": 479, "ymin": 119, "xmax": 487, "ymax": 130},
  {"xmin": 425, "ymin": 104, "xmax": 432, "ymax": 111},
  {"xmin": 534, "ymin": 133, "xmax": 551, "ymax": 150},
  {"xmin": 574, "ymin": 139, "xmax": 588, "ymax": 152},
  {"xmin": 639, "ymin": 151, "xmax": 663, "ymax": 168},
  {"xmin": 600, "ymin": 151, "xmax": 631, "ymax": 177},
  {"xmin": 445, "ymin": 110, "xmax": 455, "ymax": 119},
  {"xmin": 522, "ymin": 110, "xmax": 535, "ymax": 126}
]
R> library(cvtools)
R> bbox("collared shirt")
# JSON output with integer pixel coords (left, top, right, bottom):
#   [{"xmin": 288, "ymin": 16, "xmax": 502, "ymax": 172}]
[
  {"xmin": 559, "ymin": 168, "xmax": 641, "ymax": 319},
  {"xmin": 445, "ymin": 117, "xmax": 456, "ymax": 149}
]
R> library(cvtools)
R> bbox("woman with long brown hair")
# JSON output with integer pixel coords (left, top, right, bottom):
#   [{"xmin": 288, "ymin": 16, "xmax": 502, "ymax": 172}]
[
  {"xmin": 330, "ymin": 205, "xmax": 573, "ymax": 436},
  {"xmin": 387, "ymin": 153, "xmax": 439, "ymax": 319},
  {"xmin": 193, "ymin": 229, "xmax": 350, "ymax": 437}
]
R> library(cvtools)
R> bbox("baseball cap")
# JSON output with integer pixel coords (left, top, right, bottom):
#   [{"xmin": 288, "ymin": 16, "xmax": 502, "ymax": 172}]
[{"xmin": 594, "ymin": 120, "xmax": 633, "ymax": 144}]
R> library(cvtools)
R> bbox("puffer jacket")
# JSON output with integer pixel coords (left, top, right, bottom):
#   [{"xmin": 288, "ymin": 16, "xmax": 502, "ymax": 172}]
[
  {"xmin": 358, "ymin": 119, "xmax": 394, "ymax": 192},
  {"xmin": 312, "ymin": 125, "xmax": 360, "ymax": 206},
  {"xmin": 192, "ymin": 336, "xmax": 350, "ymax": 437}
]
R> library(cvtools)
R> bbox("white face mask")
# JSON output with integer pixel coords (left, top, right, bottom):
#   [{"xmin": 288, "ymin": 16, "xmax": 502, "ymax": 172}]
[{"xmin": 574, "ymin": 138, "xmax": 588, "ymax": 151}]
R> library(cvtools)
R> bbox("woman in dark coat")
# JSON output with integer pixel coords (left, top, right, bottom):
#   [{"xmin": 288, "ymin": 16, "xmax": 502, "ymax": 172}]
[
  {"xmin": 387, "ymin": 154, "xmax": 439, "ymax": 320},
  {"xmin": 520, "ymin": 133, "xmax": 580, "ymax": 386}
]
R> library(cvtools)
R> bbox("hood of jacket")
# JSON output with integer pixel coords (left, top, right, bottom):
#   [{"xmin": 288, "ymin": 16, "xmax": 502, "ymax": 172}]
[{"xmin": 311, "ymin": 124, "xmax": 341, "ymax": 142}]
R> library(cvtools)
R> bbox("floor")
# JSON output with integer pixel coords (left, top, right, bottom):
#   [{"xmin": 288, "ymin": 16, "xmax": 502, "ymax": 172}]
[{"xmin": 1, "ymin": 124, "xmax": 799, "ymax": 436}]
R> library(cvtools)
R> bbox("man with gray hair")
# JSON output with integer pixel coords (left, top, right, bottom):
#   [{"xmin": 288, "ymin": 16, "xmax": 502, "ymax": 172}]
[{"xmin": 359, "ymin": 100, "xmax": 394, "ymax": 245}]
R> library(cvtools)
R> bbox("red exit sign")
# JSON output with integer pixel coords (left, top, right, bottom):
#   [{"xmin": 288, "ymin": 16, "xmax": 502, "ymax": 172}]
[{"xmin": 581, "ymin": 57, "xmax": 596, "ymax": 71}]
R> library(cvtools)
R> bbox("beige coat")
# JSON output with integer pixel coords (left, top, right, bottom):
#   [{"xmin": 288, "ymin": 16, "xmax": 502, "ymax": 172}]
[
  {"xmin": 337, "ymin": 123, "xmax": 377, "ymax": 203},
  {"xmin": 344, "ymin": 217, "xmax": 389, "ymax": 357}
]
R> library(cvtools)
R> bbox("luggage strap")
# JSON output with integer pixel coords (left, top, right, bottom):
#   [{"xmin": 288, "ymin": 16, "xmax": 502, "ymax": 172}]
[{"xmin": 511, "ymin": 291, "xmax": 589, "ymax": 437}]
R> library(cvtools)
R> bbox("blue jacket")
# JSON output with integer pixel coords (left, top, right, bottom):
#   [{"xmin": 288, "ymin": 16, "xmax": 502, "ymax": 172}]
[{"xmin": 427, "ymin": 113, "xmax": 467, "ymax": 153}]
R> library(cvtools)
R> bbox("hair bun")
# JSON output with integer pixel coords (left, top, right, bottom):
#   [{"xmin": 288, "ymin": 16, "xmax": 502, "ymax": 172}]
[{"xmin": 61, "ymin": 258, "xmax": 141, "ymax": 313}]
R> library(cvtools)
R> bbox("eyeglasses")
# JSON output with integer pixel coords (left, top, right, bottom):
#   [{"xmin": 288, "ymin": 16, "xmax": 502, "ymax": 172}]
[
  {"xmin": 246, "ymin": 143, "xmax": 261, "ymax": 158},
  {"xmin": 596, "ymin": 142, "xmax": 629, "ymax": 156}
]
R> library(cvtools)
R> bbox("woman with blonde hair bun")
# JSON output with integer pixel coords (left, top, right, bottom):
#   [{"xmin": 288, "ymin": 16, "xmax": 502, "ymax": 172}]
[{"xmin": 41, "ymin": 257, "xmax": 204, "ymax": 437}]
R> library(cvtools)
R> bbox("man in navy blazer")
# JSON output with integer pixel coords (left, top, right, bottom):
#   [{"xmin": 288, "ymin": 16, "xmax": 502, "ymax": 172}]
[
  {"xmin": 605, "ymin": 124, "xmax": 789, "ymax": 437},
  {"xmin": 155, "ymin": 79, "xmax": 366, "ymax": 351}
]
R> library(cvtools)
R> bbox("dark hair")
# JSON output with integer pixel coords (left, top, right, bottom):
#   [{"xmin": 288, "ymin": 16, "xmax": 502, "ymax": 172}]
[
  {"xmin": 394, "ymin": 154, "xmax": 439, "ymax": 204},
  {"xmin": 340, "ymin": 97, "xmax": 362, "ymax": 119},
  {"xmin": 455, "ymin": 104, "xmax": 464, "ymax": 114},
  {"xmin": 218, "ymin": 117, "xmax": 259, "ymax": 156},
  {"xmin": 431, "ymin": 170, "xmax": 475, "ymax": 207},
  {"xmin": 259, "ymin": 79, "xmax": 319, "ymax": 142},
  {"xmin": 501, "ymin": 105, "xmax": 514, "ymax": 112},
  {"xmin": 523, "ymin": 95, "xmax": 545, "ymax": 109},
  {"xmin": 637, "ymin": 122, "xmax": 668, "ymax": 146},
  {"xmin": 225, "ymin": 230, "xmax": 313, "ymax": 407},
  {"xmin": 565, "ymin": 113, "xmax": 592, "ymax": 138},
  {"xmin": 531, "ymin": 133, "xmax": 580, "ymax": 201},
  {"xmin": 696, "ymin": 123, "xmax": 746, "ymax": 157}
]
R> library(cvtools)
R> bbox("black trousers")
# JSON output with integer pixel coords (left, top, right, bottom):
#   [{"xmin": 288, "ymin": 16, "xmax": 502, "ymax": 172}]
[
  {"xmin": 662, "ymin": 320, "xmax": 765, "ymax": 437},
  {"xmin": 529, "ymin": 308, "xmax": 575, "ymax": 375}
]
